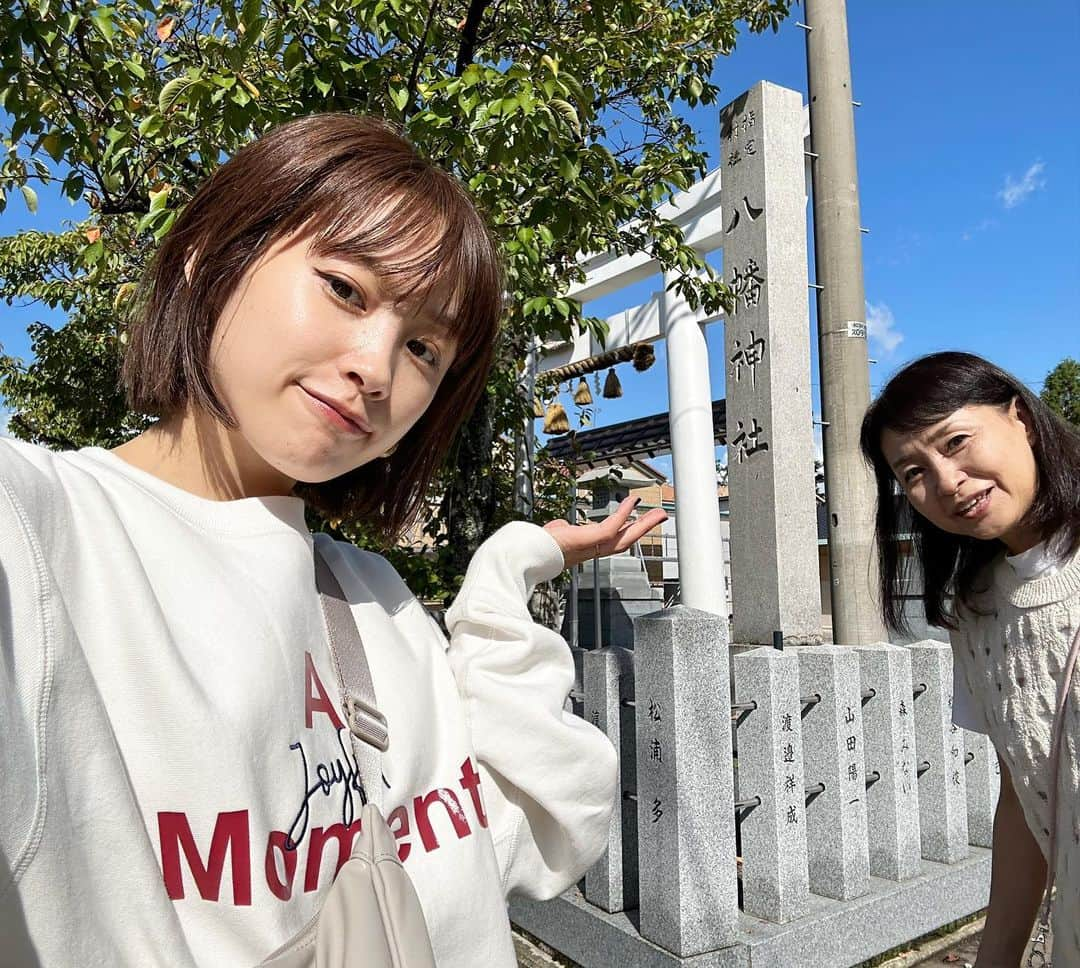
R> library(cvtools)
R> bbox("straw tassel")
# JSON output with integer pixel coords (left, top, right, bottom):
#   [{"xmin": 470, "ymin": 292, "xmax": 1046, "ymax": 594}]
[
  {"xmin": 602, "ymin": 368, "xmax": 623, "ymax": 399},
  {"xmin": 543, "ymin": 398, "xmax": 570, "ymax": 434},
  {"xmin": 632, "ymin": 342, "xmax": 656, "ymax": 372},
  {"xmin": 573, "ymin": 378, "xmax": 593, "ymax": 406},
  {"xmin": 533, "ymin": 397, "xmax": 544, "ymax": 418}
]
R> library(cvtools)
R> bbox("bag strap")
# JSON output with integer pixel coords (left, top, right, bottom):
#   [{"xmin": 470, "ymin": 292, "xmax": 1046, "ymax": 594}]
[
  {"xmin": 313, "ymin": 539, "xmax": 389, "ymax": 811},
  {"xmin": 1028, "ymin": 623, "xmax": 1080, "ymax": 966}
]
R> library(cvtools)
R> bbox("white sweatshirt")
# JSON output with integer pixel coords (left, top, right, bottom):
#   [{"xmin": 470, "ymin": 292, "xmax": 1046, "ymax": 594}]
[{"xmin": 0, "ymin": 438, "xmax": 617, "ymax": 968}]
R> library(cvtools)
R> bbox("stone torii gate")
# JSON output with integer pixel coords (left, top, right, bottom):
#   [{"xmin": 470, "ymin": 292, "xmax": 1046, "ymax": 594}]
[{"xmin": 538, "ymin": 81, "xmax": 821, "ymax": 646}]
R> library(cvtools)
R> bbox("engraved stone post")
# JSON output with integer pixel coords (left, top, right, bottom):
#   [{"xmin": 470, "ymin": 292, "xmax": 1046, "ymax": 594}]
[
  {"xmin": 964, "ymin": 730, "xmax": 1000, "ymax": 849},
  {"xmin": 583, "ymin": 647, "xmax": 638, "ymax": 912},
  {"xmin": 720, "ymin": 81, "xmax": 820, "ymax": 646},
  {"xmin": 908, "ymin": 640, "xmax": 969, "ymax": 863},
  {"xmin": 634, "ymin": 607, "xmax": 737, "ymax": 955},
  {"xmin": 854, "ymin": 643, "xmax": 921, "ymax": 881},
  {"xmin": 733, "ymin": 647, "xmax": 810, "ymax": 922},
  {"xmin": 794, "ymin": 646, "xmax": 870, "ymax": 900},
  {"xmin": 566, "ymin": 644, "xmax": 586, "ymax": 717}
]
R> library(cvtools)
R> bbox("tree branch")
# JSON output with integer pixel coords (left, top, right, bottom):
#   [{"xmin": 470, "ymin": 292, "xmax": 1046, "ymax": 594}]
[
  {"xmin": 18, "ymin": 12, "xmax": 113, "ymax": 207},
  {"xmin": 454, "ymin": 0, "xmax": 494, "ymax": 75},
  {"xmin": 404, "ymin": 0, "xmax": 441, "ymax": 118}
]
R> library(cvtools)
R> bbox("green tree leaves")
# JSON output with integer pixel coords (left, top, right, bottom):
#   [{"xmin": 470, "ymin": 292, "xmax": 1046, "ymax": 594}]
[
  {"xmin": 1041, "ymin": 358, "xmax": 1080, "ymax": 427},
  {"xmin": 158, "ymin": 73, "xmax": 204, "ymax": 114},
  {"xmin": 0, "ymin": 0, "xmax": 792, "ymax": 598}
]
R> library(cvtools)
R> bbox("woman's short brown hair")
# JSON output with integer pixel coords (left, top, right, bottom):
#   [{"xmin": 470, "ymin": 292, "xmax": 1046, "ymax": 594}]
[{"xmin": 123, "ymin": 114, "xmax": 504, "ymax": 540}]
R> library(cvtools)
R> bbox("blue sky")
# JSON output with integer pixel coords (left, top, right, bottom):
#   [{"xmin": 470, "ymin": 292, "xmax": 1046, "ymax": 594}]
[
  {"xmin": 2, "ymin": 3, "xmax": 1079, "ymax": 454},
  {"xmin": 565, "ymin": 2, "xmax": 1080, "ymax": 476}
]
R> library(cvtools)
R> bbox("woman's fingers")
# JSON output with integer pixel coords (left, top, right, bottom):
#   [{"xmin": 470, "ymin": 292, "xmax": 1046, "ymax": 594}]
[
  {"xmin": 542, "ymin": 496, "xmax": 669, "ymax": 568},
  {"xmin": 599, "ymin": 496, "xmax": 644, "ymax": 539},
  {"xmin": 612, "ymin": 508, "xmax": 668, "ymax": 550},
  {"xmin": 600, "ymin": 508, "xmax": 667, "ymax": 555}
]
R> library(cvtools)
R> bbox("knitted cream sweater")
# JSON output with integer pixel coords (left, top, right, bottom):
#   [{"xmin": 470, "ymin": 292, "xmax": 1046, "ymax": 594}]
[{"xmin": 950, "ymin": 544, "xmax": 1080, "ymax": 966}]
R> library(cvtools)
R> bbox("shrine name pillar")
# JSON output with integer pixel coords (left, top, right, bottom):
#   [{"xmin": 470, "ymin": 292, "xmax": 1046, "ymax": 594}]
[{"xmin": 720, "ymin": 81, "xmax": 822, "ymax": 645}]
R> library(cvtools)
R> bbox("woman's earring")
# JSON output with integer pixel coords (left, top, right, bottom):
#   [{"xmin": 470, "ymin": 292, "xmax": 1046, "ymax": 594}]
[{"xmin": 382, "ymin": 443, "xmax": 398, "ymax": 459}]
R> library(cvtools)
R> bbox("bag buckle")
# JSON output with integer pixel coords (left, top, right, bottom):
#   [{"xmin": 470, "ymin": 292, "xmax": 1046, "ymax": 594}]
[{"xmin": 343, "ymin": 693, "xmax": 389, "ymax": 752}]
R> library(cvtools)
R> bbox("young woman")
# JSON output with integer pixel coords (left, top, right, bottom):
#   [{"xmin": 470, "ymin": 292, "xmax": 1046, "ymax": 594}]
[
  {"xmin": 861, "ymin": 351, "xmax": 1080, "ymax": 967},
  {"xmin": 0, "ymin": 115, "xmax": 665, "ymax": 966}
]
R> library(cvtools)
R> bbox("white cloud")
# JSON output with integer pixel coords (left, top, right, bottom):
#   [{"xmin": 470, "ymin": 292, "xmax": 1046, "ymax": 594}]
[
  {"xmin": 962, "ymin": 217, "xmax": 997, "ymax": 241},
  {"xmin": 0, "ymin": 409, "xmax": 10, "ymax": 438},
  {"xmin": 998, "ymin": 161, "xmax": 1046, "ymax": 209},
  {"xmin": 866, "ymin": 301, "xmax": 904, "ymax": 355}
]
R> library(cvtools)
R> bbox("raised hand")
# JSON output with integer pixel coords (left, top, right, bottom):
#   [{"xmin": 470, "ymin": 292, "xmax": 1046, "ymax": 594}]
[{"xmin": 543, "ymin": 495, "xmax": 669, "ymax": 570}]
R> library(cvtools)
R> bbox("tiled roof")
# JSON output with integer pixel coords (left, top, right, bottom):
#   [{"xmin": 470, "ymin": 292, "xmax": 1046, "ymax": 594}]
[{"xmin": 546, "ymin": 399, "xmax": 727, "ymax": 468}]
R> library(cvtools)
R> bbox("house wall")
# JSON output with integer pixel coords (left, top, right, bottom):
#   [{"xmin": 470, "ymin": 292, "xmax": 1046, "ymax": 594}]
[{"xmin": 630, "ymin": 482, "xmax": 732, "ymax": 616}]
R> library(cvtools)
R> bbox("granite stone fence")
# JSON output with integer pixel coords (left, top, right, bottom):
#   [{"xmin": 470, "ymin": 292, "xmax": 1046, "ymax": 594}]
[{"xmin": 511, "ymin": 607, "xmax": 998, "ymax": 968}]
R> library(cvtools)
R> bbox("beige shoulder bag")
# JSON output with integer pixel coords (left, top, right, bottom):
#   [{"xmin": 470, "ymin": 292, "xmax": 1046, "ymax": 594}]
[{"xmin": 259, "ymin": 542, "xmax": 437, "ymax": 968}]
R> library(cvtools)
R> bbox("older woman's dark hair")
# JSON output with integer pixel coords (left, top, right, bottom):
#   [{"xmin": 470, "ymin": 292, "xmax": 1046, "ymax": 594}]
[
  {"xmin": 123, "ymin": 114, "xmax": 504, "ymax": 541},
  {"xmin": 860, "ymin": 351, "xmax": 1080, "ymax": 634}
]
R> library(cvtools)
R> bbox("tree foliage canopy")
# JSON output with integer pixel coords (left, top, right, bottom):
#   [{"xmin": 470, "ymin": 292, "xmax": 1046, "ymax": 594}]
[
  {"xmin": 0, "ymin": 0, "xmax": 791, "ymax": 597},
  {"xmin": 1041, "ymin": 357, "xmax": 1080, "ymax": 428}
]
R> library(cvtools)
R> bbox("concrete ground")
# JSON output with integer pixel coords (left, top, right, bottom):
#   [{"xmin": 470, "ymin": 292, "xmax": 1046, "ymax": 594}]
[
  {"xmin": 910, "ymin": 934, "xmax": 980, "ymax": 967},
  {"xmin": 513, "ymin": 929, "xmax": 577, "ymax": 968},
  {"xmin": 876, "ymin": 913, "xmax": 1052, "ymax": 968},
  {"xmin": 873, "ymin": 917, "xmax": 983, "ymax": 968}
]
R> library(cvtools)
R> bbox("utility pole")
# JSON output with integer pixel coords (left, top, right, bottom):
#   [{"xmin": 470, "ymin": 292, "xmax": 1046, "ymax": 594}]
[{"xmin": 803, "ymin": 0, "xmax": 887, "ymax": 644}]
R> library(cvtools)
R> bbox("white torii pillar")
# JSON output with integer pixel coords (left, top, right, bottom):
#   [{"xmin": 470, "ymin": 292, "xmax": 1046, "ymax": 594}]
[
  {"xmin": 661, "ymin": 275, "xmax": 727, "ymax": 618},
  {"xmin": 542, "ymin": 171, "xmax": 729, "ymax": 621}
]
